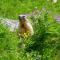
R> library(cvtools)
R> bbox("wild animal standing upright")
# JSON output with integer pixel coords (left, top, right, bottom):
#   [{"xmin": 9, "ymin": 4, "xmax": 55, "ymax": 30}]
[{"xmin": 18, "ymin": 15, "xmax": 34, "ymax": 38}]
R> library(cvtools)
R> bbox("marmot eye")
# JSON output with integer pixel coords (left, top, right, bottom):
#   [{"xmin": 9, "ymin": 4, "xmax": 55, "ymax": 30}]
[{"xmin": 23, "ymin": 16, "xmax": 25, "ymax": 18}]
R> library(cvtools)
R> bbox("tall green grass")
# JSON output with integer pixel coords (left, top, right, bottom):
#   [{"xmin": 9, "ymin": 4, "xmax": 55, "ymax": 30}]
[
  {"xmin": 24, "ymin": 10, "xmax": 60, "ymax": 60},
  {"xmin": 0, "ymin": 0, "xmax": 60, "ymax": 60},
  {"xmin": 0, "ymin": 0, "xmax": 60, "ymax": 19},
  {"xmin": 0, "ymin": 23, "xmax": 19, "ymax": 60},
  {"xmin": 0, "ymin": 10, "xmax": 60, "ymax": 60}
]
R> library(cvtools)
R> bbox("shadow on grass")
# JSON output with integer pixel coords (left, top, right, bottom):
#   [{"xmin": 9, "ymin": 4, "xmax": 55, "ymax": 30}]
[{"xmin": 25, "ymin": 31, "xmax": 50, "ymax": 54}]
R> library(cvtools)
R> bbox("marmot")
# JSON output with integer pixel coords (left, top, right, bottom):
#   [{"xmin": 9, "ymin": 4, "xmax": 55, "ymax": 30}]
[{"xmin": 18, "ymin": 15, "xmax": 34, "ymax": 38}]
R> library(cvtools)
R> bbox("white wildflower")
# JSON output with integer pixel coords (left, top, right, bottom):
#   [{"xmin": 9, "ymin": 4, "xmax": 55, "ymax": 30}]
[{"xmin": 53, "ymin": 0, "xmax": 57, "ymax": 3}]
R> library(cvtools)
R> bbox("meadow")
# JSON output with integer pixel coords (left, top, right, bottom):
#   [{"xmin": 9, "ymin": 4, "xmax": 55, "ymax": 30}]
[{"xmin": 0, "ymin": 0, "xmax": 60, "ymax": 60}]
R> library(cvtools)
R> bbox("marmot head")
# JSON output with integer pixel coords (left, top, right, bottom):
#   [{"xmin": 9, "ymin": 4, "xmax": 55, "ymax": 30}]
[{"xmin": 19, "ymin": 15, "xmax": 27, "ymax": 22}]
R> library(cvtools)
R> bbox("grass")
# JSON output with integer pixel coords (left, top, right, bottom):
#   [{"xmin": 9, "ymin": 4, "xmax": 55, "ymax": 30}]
[
  {"xmin": 0, "ymin": 0, "xmax": 60, "ymax": 19},
  {"xmin": 0, "ymin": 0, "xmax": 60, "ymax": 60}
]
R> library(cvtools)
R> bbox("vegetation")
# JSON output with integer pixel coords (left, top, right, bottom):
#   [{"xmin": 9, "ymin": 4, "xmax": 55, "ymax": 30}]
[
  {"xmin": 0, "ymin": 0, "xmax": 60, "ymax": 19},
  {"xmin": 0, "ymin": 0, "xmax": 60, "ymax": 60}
]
